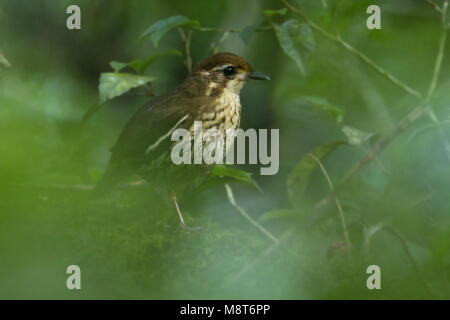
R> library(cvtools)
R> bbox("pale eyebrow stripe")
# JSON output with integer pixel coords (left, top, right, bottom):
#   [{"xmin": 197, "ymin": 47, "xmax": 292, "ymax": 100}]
[{"xmin": 211, "ymin": 64, "xmax": 233, "ymax": 71}]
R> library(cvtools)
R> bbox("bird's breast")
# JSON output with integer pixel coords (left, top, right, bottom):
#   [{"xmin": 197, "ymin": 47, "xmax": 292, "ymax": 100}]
[{"xmin": 204, "ymin": 90, "xmax": 241, "ymax": 132}]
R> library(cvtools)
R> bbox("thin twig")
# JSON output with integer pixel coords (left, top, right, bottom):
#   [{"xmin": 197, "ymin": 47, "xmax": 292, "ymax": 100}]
[
  {"xmin": 282, "ymin": 0, "xmax": 423, "ymax": 100},
  {"xmin": 0, "ymin": 50, "xmax": 11, "ymax": 68},
  {"xmin": 309, "ymin": 154, "xmax": 351, "ymax": 256},
  {"xmin": 427, "ymin": 0, "xmax": 443, "ymax": 13},
  {"xmin": 229, "ymin": 102, "xmax": 428, "ymax": 285},
  {"xmin": 2, "ymin": 180, "xmax": 145, "ymax": 191},
  {"xmin": 196, "ymin": 26, "xmax": 273, "ymax": 33},
  {"xmin": 211, "ymin": 31, "xmax": 230, "ymax": 54},
  {"xmin": 227, "ymin": 0, "xmax": 448, "ymax": 289},
  {"xmin": 428, "ymin": 109, "xmax": 450, "ymax": 159},
  {"xmin": 384, "ymin": 225, "xmax": 433, "ymax": 295},
  {"xmin": 426, "ymin": 1, "xmax": 448, "ymax": 101},
  {"xmin": 364, "ymin": 222, "xmax": 433, "ymax": 295},
  {"xmin": 224, "ymin": 184, "xmax": 279, "ymax": 244},
  {"xmin": 340, "ymin": 104, "xmax": 426, "ymax": 184},
  {"xmin": 425, "ymin": 1, "xmax": 450, "ymax": 158},
  {"xmin": 178, "ymin": 28, "xmax": 193, "ymax": 74},
  {"xmin": 373, "ymin": 153, "xmax": 391, "ymax": 176},
  {"xmin": 3, "ymin": 182, "xmax": 94, "ymax": 191},
  {"xmin": 362, "ymin": 222, "xmax": 385, "ymax": 255},
  {"xmin": 221, "ymin": 228, "xmax": 293, "ymax": 290}
]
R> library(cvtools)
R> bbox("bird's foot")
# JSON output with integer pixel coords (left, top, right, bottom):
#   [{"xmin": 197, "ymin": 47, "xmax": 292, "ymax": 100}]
[{"xmin": 170, "ymin": 190, "xmax": 203, "ymax": 231}]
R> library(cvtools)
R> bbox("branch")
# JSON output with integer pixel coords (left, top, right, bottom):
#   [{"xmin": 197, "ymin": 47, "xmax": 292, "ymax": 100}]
[
  {"xmin": 282, "ymin": 0, "xmax": 423, "ymax": 100},
  {"xmin": 196, "ymin": 26, "xmax": 273, "ymax": 33},
  {"xmin": 426, "ymin": 1, "xmax": 448, "ymax": 101},
  {"xmin": 340, "ymin": 104, "xmax": 426, "ymax": 183},
  {"xmin": 228, "ymin": 100, "xmax": 428, "ymax": 285},
  {"xmin": 224, "ymin": 184, "xmax": 279, "ymax": 244},
  {"xmin": 2, "ymin": 182, "xmax": 94, "ymax": 191},
  {"xmin": 2, "ymin": 180, "xmax": 146, "ymax": 191},
  {"xmin": 223, "ymin": 0, "xmax": 450, "ymax": 291},
  {"xmin": 427, "ymin": 109, "xmax": 450, "ymax": 159},
  {"xmin": 364, "ymin": 222, "xmax": 433, "ymax": 296},
  {"xmin": 425, "ymin": 1, "xmax": 450, "ymax": 159},
  {"xmin": 0, "ymin": 50, "xmax": 11, "ymax": 68},
  {"xmin": 427, "ymin": 0, "xmax": 443, "ymax": 13},
  {"xmin": 210, "ymin": 31, "xmax": 230, "ymax": 54},
  {"xmin": 178, "ymin": 28, "xmax": 193, "ymax": 74},
  {"xmin": 309, "ymin": 154, "xmax": 351, "ymax": 256}
]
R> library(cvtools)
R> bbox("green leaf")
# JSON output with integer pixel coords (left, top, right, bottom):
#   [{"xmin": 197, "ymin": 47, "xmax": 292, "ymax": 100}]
[
  {"xmin": 273, "ymin": 19, "xmax": 315, "ymax": 75},
  {"xmin": 342, "ymin": 125, "xmax": 375, "ymax": 146},
  {"xmin": 258, "ymin": 209, "xmax": 299, "ymax": 223},
  {"xmin": 264, "ymin": 8, "xmax": 287, "ymax": 18},
  {"xmin": 140, "ymin": 15, "xmax": 200, "ymax": 47},
  {"xmin": 110, "ymin": 49, "xmax": 182, "ymax": 74},
  {"xmin": 99, "ymin": 73, "xmax": 154, "ymax": 104},
  {"xmin": 407, "ymin": 120, "xmax": 450, "ymax": 143},
  {"xmin": 287, "ymin": 141, "xmax": 346, "ymax": 205},
  {"xmin": 202, "ymin": 165, "xmax": 261, "ymax": 192},
  {"xmin": 302, "ymin": 96, "xmax": 344, "ymax": 124},
  {"xmin": 109, "ymin": 61, "xmax": 129, "ymax": 73}
]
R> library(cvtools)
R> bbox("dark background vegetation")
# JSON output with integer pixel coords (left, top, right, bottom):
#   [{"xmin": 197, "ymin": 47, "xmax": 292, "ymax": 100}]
[{"xmin": 1, "ymin": 0, "xmax": 450, "ymax": 299}]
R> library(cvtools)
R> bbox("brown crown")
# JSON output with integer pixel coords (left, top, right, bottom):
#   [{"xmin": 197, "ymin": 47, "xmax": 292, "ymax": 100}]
[{"xmin": 193, "ymin": 52, "xmax": 253, "ymax": 73}]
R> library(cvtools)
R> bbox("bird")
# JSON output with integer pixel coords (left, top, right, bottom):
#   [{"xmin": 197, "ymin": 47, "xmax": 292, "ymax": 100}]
[{"xmin": 95, "ymin": 52, "xmax": 270, "ymax": 230}]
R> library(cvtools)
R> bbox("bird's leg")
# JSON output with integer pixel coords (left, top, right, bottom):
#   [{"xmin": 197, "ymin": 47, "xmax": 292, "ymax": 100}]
[{"xmin": 169, "ymin": 190, "xmax": 202, "ymax": 231}]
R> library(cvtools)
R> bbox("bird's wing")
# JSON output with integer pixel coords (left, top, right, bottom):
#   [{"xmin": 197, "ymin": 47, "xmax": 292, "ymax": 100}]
[{"xmin": 109, "ymin": 93, "xmax": 213, "ymax": 170}]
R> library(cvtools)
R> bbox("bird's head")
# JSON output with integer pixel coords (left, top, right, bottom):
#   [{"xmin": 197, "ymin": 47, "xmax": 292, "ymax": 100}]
[{"xmin": 191, "ymin": 52, "xmax": 270, "ymax": 96}]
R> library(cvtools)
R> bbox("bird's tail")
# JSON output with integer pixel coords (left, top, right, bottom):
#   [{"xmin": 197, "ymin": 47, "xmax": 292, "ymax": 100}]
[{"xmin": 92, "ymin": 162, "xmax": 126, "ymax": 197}]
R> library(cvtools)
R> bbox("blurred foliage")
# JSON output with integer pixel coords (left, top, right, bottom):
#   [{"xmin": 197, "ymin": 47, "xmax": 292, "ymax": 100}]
[{"xmin": 1, "ymin": 0, "xmax": 450, "ymax": 299}]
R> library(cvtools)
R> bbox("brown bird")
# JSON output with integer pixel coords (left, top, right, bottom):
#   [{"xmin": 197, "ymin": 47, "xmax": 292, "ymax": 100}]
[{"xmin": 95, "ymin": 52, "xmax": 270, "ymax": 229}]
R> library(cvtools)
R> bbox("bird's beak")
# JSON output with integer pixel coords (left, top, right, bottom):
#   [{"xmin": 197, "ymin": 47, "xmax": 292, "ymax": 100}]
[{"xmin": 248, "ymin": 71, "xmax": 271, "ymax": 81}]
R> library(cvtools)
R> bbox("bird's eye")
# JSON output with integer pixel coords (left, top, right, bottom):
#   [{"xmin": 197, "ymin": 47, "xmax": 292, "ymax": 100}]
[{"xmin": 223, "ymin": 66, "xmax": 236, "ymax": 76}]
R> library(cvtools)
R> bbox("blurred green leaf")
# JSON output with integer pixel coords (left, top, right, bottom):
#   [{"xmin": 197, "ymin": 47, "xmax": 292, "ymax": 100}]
[
  {"xmin": 201, "ymin": 165, "xmax": 261, "ymax": 192},
  {"xmin": 264, "ymin": 8, "xmax": 287, "ymax": 18},
  {"xmin": 2, "ymin": 0, "xmax": 450, "ymax": 300},
  {"xmin": 99, "ymin": 73, "xmax": 154, "ymax": 104},
  {"xmin": 239, "ymin": 24, "xmax": 259, "ymax": 44},
  {"xmin": 210, "ymin": 31, "xmax": 231, "ymax": 54},
  {"xmin": 407, "ymin": 120, "xmax": 450, "ymax": 143},
  {"xmin": 140, "ymin": 15, "xmax": 200, "ymax": 47},
  {"xmin": 287, "ymin": 141, "xmax": 346, "ymax": 205},
  {"xmin": 258, "ymin": 209, "xmax": 299, "ymax": 223},
  {"xmin": 0, "ymin": 50, "xmax": 10, "ymax": 68},
  {"xmin": 109, "ymin": 61, "xmax": 128, "ymax": 73},
  {"xmin": 273, "ymin": 19, "xmax": 315, "ymax": 75},
  {"xmin": 110, "ymin": 50, "xmax": 182, "ymax": 74},
  {"xmin": 303, "ymin": 96, "xmax": 344, "ymax": 124},
  {"xmin": 342, "ymin": 125, "xmax": 375, "ymax": 146}
]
